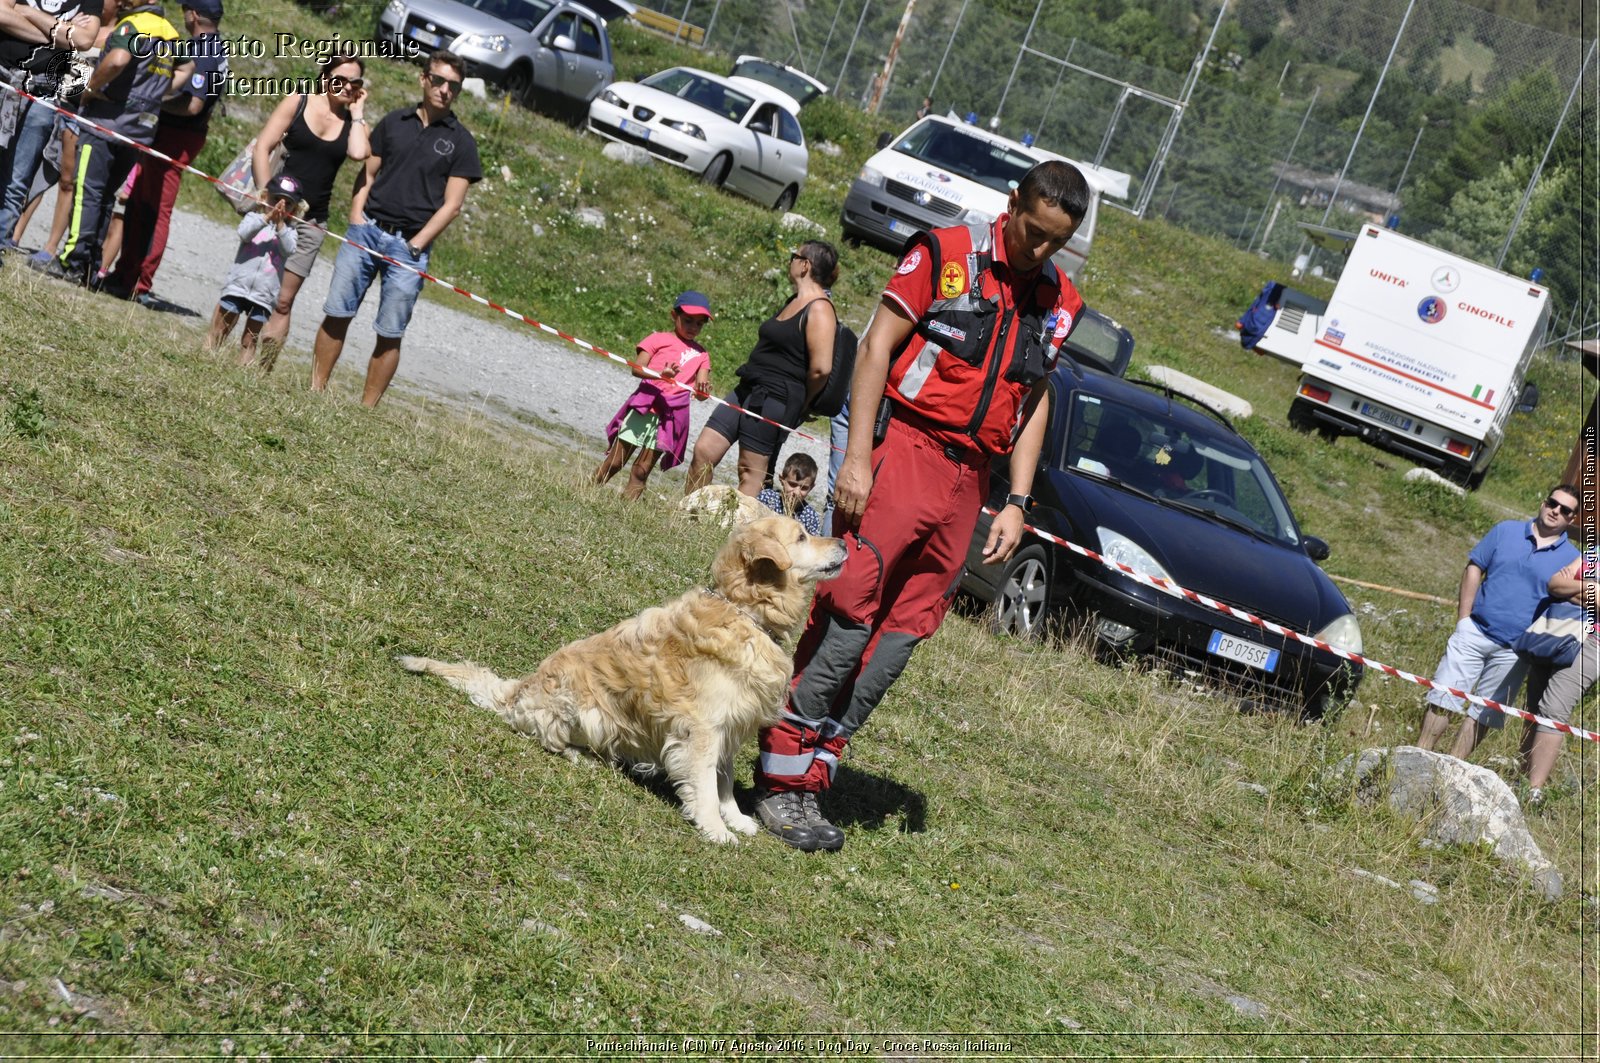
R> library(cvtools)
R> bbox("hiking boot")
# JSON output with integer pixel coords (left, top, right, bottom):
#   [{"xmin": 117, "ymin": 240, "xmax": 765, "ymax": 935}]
[
  {"xmin": 754, "ymin": 790, "xmax": 821, "ymax": 852},
  {"xmin": 799, "ymin": 791, "xmax": 845, "ymax": 851}
]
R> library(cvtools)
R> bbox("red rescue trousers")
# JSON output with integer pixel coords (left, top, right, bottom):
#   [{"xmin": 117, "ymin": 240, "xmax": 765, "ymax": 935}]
[
  {"xmin": 756, "ymin": 414, "xmax": 989, "ymax": 793},
  {"xmin": 110, "ymin": 125, "xmax": 207, "ymax": 296}
]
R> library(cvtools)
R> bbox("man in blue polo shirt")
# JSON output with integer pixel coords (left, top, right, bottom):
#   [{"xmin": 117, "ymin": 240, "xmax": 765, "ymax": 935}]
[{"xmin": 1417, "ymin": 483, "xmax": 1580, "ymax": 759}]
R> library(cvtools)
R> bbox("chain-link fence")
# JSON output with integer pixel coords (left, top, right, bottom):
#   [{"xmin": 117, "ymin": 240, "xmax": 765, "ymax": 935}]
[{"xmin": 671, "ymin": 0, "xmax": 1595, "ymax": 343}]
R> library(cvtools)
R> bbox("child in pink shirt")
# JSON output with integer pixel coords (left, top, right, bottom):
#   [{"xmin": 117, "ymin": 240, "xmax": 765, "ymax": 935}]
[{"xmin": 594, "ymin": 291, "xmax": 714, "ymax": 500}]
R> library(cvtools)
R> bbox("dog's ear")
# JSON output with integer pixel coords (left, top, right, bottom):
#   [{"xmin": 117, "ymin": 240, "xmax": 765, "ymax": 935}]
[{"xmin": 742, "ymin": 532, "xmax": 793, "ymax": 576}]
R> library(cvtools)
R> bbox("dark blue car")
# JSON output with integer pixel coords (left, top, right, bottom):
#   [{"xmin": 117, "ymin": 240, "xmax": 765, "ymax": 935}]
[{"xmin": 961, "ymin": 364, "xmax": 1364, "ymax": 717}]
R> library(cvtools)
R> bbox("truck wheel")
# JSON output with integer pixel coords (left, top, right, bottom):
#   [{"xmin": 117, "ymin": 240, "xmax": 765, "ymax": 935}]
[{"xmin": 1287, "ymin": 398, "xmax": 1315, "ymax": 433}]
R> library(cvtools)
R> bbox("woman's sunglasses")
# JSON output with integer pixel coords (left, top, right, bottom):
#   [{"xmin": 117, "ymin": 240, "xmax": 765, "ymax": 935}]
[{"xmin": 328, "ymin": 76, "xmax": 364, "ymax": 91}]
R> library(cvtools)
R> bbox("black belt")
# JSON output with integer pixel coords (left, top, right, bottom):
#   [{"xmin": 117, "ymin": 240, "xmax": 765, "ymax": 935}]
[{"xmin": 369, "ymin": 218, "xmax": 416, "ymax": 241}]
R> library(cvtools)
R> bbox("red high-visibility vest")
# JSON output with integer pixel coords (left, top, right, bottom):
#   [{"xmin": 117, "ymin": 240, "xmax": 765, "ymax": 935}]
[{"xmin": 886, "ymin": 222, "xmax": 1082, "ymax": 454}]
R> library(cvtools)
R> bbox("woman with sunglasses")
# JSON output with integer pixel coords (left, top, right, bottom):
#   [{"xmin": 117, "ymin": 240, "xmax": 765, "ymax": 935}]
[
  {"xmin": 245, "ymin": 52, "xmax": 370, "ymax": 369},
  {"xmin": 684, "ymin": 241, "xmax": 839, "ymax": 497}
]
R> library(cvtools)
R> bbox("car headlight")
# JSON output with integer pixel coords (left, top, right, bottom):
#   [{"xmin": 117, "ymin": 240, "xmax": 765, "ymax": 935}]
[
  {"xmin": 856, "ymin": 164, "xmax": 886, "ymax": 188},
  {"xmin": 962, "ymin": 207, "xmax": 995, "ymax": 227},
  {"xmin": 660, "ymin": 118, "xmax": 705, "ymax": 139},
  {"xmin": 599, "ymin": 88, "xmax": 626, "ymax": 108},
  {"xmin": 1313, "ymin": 613, "xmax": 1363, "ymax": 654},
  {"xmin": 1096, "ymin": 527, "xmax": 1177, "ymax": 592},
  {"xmin": 383, "ymin": 0, "xmax": 405, "ymax": 17},
  {"xmin": 456, "ymin": 32, "xmax": 509, "ymax": 51}
]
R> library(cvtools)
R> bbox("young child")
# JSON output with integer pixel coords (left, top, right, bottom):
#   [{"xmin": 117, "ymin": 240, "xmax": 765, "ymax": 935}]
[
  {"xmin": 595, "ymin": 291, "xmax": 713, "ymax": 500},
  {"xmin": 759, "ymin": 452, "xmax": 822, "ymax": 534},
  {"xmin": 206, "ymin": 174, "xmax": 301, "ymax": 364}
]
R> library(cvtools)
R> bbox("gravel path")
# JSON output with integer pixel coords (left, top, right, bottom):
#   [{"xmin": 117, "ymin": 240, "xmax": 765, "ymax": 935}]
[{"xmin": 17, "ymin": 202, "xmax": 833, "ymax": 484}]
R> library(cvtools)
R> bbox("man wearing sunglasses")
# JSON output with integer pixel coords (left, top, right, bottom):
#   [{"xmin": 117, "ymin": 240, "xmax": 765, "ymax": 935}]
[
  {"xmin": 312, "ymin": 49, "xmax": 481, "ymax": 407},
  {"xmin": 1418, "ymin": 483, "xmax": 1580, "ymax": 761}
]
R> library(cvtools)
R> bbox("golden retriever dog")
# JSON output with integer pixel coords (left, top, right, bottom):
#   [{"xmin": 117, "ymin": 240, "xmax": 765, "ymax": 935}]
[{"xmin": 400, "ymin": 515, "xmax": 847, "ymax": 844}]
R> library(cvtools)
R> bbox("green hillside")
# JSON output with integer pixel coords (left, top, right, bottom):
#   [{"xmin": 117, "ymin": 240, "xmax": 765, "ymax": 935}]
[{"xmin": 0, "ymin": 2, "xmax": 1591, "ymax": 1050}]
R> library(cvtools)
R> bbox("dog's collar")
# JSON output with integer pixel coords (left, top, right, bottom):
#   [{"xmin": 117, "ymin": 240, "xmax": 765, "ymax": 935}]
[{"xmin": 700, "ymin": 587, "xmax": 780, "ymax": 645}]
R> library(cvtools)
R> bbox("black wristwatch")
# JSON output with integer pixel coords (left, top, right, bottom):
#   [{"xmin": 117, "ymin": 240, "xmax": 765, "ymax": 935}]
[
  {"xmin": 406, "ymin": 242, "xmax": 424, "ymax": 258},
  {"xmin": 1004, "ymin": 493, "xmax": 1031, "ymax": 511}
]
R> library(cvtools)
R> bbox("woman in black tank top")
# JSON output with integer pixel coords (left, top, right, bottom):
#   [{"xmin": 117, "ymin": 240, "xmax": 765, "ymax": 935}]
[
  {"xmin": 684, "ymin": 240, "xmax": 840, "ymax": 497},
  {"xmin": 245, "ymin": 54, "xmax": 371, "ymax": 367}
]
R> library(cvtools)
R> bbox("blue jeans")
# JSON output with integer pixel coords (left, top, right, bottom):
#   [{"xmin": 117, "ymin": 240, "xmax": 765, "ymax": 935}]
[
  {"xmin": 821, "ymin": 396, "xmax": 850, "ymax": 535},
  {"xmin": 322, "ymin": 221, "xmax": 429, "ymax": 339},
  {"xmin": 0, "ymin": 98, "xmax": 55, "ymax": 244}
]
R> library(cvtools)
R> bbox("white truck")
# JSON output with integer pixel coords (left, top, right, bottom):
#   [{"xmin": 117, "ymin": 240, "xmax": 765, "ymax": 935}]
[{"xmin": 1259, "ymin": 225, "xmax": 1549, "ymax": 489}]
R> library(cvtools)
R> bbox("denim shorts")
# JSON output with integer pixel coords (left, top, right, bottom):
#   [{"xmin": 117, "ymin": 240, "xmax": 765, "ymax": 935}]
[
  {"xmin": 322, "ymin": 220, "xmax": 428, "ymax": 339},
  {"xmin": 219, "ymin": 294, "xmax": 271, "ymax": 322}
]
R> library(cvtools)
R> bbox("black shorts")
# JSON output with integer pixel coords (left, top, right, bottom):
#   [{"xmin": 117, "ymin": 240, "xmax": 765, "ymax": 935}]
[{"xmin": 702, "ymin": 382, "xmax": 802, "ymax": 458}]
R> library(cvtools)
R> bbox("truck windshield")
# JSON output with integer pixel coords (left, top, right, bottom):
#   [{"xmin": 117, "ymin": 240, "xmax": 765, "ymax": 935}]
[
  {"xmin": 894, "ymin": 120, "xmax": 1042, "ymax": 194},
  {"xmin": 642, "ymin": 69, "xmax": 756, "ymax": 123}
]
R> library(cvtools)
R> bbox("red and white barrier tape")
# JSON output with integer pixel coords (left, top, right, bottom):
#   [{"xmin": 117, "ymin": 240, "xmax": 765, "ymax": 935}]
[
  {"xmin": 7, "ymin": 82, "xmax": 1587, "ymax": 743},
  {"xmin": 0, "ymin": 81, "xmax": 832, "ymax": 452},
  {"xmin": 985, "ymin": 505, "xmax": 1599, "ymax": 743}
]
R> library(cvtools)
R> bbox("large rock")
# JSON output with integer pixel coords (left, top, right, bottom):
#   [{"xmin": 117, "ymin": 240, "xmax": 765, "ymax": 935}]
[
  {"xmin": 601, "ymin": 143, "xmax": 653, "ymax": 167},
  {"xmin": 1336, "ymin": 746, "xmax": 1561, "ymax": 900},
  {"xmin": 780, "ymin": 212, "xmax": 826, "ymax": 236}
]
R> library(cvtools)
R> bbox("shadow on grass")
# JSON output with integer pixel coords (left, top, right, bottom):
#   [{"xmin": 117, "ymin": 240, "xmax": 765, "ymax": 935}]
[{"xmin": 826, "ymin": 765, "xmax": 927, "ymax": 834}]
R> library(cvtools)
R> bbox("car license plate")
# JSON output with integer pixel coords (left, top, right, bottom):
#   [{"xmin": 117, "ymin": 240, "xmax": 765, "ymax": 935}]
[
  {"xmin": 619, "ymin": 118, "xmax": 650, "ymax": 140},
  {"xmin": 1206, "ymin": 629, "xmax": 1279, "ymax": 673},
  {"xmin": 407, "ymin": 26, "xmax": 442, "ymax": 47},
  {"xmin": 888, "ymin": 218, "xmax": 918, "ymax": 237},
  {"xmin": 1359, "ymin": 402, "xmax": 1412, "ymax": 432}
]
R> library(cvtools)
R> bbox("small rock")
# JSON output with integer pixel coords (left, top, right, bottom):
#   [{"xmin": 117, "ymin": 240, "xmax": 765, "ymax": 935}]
[
  {"xmin": 1225, "ymin": 994, "xmax": 1268, "ymax": 1019},
  {"xmin": 520, "ymin": 918, "xmax": 563, "ymax": 936},
  {"xmin": 1236, "ymin": 782, "xmax": 1268, "ymax": 797},
  {"xmin": 81, "ymin": 883, "xmax": 131, "ymax": 903},
  {"xmin": 1347, "ymin": 866, "xmax": 1403, "ymax": 890},
  {"xmin": 531, "ymin": 223, "xmax": 546, "ymax": 238},
  {"xmin": 601, "ymin": 142, "xmax": 653, "ymax": 166},
  {"xmin": 678, "ymin": 913, "xmax": 721, "ymax": 936},
  {"xmin": 1409, "ymin": 879, "xmax": 1440, "ymax": 904},
  {"xmin": 780, "ymin": 211, "xmax": 825, "ymax": 235},
  {"xmin": 1056, "ymin": 1016, "xmax": 1082, "ymax": 1029},
  {"xmin": 815, "ymin": 140, "xmax": 843, "ymax": 156},
  {"xmin": 499, "ymin": 164, "xmax": 513, "ymax": 183},
  {"xmin": 461, "ymin": 77, "xmax": 487, "ymax": 100},
  {"xmin": 575, "ymin": 207, "xmax": 606, "ymax": 229}
]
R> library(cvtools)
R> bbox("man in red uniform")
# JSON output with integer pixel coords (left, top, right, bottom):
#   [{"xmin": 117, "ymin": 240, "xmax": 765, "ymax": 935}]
[{"xmin": 754, "ymin": 160, "xmax": 1090, "ymax": 851}]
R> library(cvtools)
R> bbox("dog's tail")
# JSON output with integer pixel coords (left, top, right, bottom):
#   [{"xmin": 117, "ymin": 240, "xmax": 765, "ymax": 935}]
[{"xmin": 397, "ymin": 655, "xmax": 519, "ymax": 715}]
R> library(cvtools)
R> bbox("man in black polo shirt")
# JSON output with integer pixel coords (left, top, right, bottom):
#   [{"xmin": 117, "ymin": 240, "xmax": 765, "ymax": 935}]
[{"xmin": 311, "ymin": 49, "xmax": 481, "ymax": 407}]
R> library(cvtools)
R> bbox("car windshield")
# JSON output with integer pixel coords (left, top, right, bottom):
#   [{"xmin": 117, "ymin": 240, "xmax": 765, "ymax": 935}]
[
  {"xmin": 460, "ymin": 0, "xmax": 552, "ymax": 31},
  {"xmin": 730, "ymin": 58, "xmax": 824, "ymax": 104},
  {"xmin": 893, "ymin": 119, "xmax": 1042, "ymax": 194},
  {"xmin": 1064, "ymin": 393, "xmax": 1300, "ymax": 546},
  {"xmin": 1064, "ymin": 312, "xmax": 1127, "ymax": 376},
  {"xmin": 641, "ymin": 69, "xmax": 755, "ymax": 123}
]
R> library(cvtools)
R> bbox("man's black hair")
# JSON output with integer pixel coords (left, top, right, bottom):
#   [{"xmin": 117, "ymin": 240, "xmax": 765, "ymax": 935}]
[{"xmin": 1015, "ymin": 160, "xmax": 1090, "ymax": 223}]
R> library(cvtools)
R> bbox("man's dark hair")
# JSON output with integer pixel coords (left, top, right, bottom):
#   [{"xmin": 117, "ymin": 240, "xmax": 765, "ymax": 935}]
[
  {"xmin": 1015, "ymin": 160, "xmax": 1090, "ymax": 223},
  {"xmin": 795, "ymin": 240, "xmax": 839, "ymax": 289},
  {"xmin": 1551, "ymin": 483, "xmax": 1580, "ymax": 503},
  {"xmin": 428, "ymin": 50, "xmax": 467, "ymax": 82},
  {"xmin": 783, "ymin": 452, "xmax": 819, "ymax": 480}
]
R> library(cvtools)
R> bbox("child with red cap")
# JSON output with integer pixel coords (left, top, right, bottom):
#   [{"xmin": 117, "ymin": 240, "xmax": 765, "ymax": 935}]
[{"xmin": 594, "ymin": 291, "xmax": 714, "ymax": 500}]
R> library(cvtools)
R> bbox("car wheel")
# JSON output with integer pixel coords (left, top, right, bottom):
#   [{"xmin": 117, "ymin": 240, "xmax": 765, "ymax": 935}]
[
  {"xmin": 505, "ymin": 64, "xmax": 533, "ymax": 107},
  {"xmin": 773, "ymin": 184, "xmax": 798, "ymax": 212},
  {"xmin": 701, "ymin": 152, "xmax": 731, "ymax": 187},
  {"xmin": 992, "ymin": 545, "xmax": 1050, "ymax": 640}
]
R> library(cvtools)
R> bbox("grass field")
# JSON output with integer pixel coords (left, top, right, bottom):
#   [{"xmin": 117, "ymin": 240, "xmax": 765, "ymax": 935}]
[{"xmin": 0, "ymin": 1, "xmax": 1594, "ymax": 1053}]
